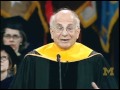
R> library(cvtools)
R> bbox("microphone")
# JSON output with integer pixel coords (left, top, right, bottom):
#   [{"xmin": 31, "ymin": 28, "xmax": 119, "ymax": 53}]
[
  {"xmin": 57, "ymin": 54, "xmax": 61, "ymax": 62},
  {"xmin": 57, "ymin": 54, "xmax": 62, "ymax": 89}
]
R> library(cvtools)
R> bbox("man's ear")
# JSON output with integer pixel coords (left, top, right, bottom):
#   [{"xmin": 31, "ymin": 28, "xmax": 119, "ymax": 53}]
[
  {"xmin": 50, "ymin": 30, "xmax": 54, "ymax": 39},
  {"xmin": 76, "ymin": 29, "xmax": 80, "ymax": 39}
]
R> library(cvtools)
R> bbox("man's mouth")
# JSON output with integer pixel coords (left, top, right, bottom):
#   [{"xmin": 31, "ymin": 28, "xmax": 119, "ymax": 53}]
[{"xmin": 60, "ymin": 39, "xmax": 69, "ymax": 42}]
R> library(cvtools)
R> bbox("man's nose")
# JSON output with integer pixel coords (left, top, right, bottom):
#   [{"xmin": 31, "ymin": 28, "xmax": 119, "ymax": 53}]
[{"xmin": 61, "ymin": 29, "xmax": 68, "ymax": 36}]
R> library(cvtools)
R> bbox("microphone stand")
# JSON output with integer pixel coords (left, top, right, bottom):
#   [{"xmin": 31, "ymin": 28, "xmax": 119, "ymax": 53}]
[{"xmin": 57, "ymin": 54, "xmax": 62, "ymax": 89}]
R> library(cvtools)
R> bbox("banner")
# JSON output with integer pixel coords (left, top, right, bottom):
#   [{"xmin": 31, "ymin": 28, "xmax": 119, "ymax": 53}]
[
  {"xmin": 76, "ymin": 1, "xmax": 97, "ymax": 28},
  {"xmin": 94, "ymin": 1, "xmax": 119, "ymax": 53}
]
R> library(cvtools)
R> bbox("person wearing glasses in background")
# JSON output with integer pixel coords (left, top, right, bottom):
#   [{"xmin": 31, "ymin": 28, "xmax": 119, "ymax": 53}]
[
  {"xmin": 10, "ymin": 8, "xmax": 118, "ymax": 89},
  {"xmin": 0, "ymin": 45, "xmax": 19, "ymax": 89},
  {"xmin": 1, "ymin": 16, "xmax": 29, "ymax": 70}
]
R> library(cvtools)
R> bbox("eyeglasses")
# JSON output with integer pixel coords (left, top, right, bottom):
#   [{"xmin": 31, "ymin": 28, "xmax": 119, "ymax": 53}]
[
  {"xmin": 0, "ymin": 56, "xmax": 8, "ymax": 62},
  {"xmin": 51, "ymin": 24, "xmax": 79, "ymax": 33},
  {"xmin": 3, "ymin": 34, "xmax": 21, "ymax": 40}
]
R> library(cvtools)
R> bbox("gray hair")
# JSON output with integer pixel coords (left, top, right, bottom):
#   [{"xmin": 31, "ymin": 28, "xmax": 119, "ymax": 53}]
[{"xmin": 50, "ymin": 8, "xmax": 80, "ymax": 29}]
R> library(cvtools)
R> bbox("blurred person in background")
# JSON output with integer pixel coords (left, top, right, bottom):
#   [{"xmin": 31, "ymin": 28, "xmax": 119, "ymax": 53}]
[
  {"xmin": 0, "ymin": 45, "xmax": 19, "ymax": 89},
  {"xmin": 1, "ymin": 16, "xmax": 29, "ymax": 68}
]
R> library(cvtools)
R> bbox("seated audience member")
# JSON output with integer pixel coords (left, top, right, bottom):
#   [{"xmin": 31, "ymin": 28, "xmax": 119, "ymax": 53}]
[
  {"xmin": 0, "ymin": 45, "xmax": 19, "ymax": 89},
  {"xmin": 1, "ymin": 16, "xmax": 29, "ymax": 68}
]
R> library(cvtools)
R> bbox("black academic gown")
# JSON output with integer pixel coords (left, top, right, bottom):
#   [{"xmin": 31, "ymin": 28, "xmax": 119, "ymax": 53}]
[
  {"xmin": 10, "ymin": 52, "xmax": 118, "ymax": 89},
  {"xmin": 10, "ymin": 43, "xmax": 118, "ymax": 89}
]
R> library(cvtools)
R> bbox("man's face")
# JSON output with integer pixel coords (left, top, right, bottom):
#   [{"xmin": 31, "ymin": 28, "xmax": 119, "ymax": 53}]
[
  {"xmin": 3, "ymin": 28, "xmax": 22, "ymax": 52},
  {"xmin": 50, "ymin": 11, "xmax": 80, "ymax": 49}
]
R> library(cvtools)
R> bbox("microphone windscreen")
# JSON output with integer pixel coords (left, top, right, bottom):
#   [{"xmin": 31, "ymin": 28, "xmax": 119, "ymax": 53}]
[{"xmin": 57, "ymin": 54, "xmax": 61, "ymax": 59}]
